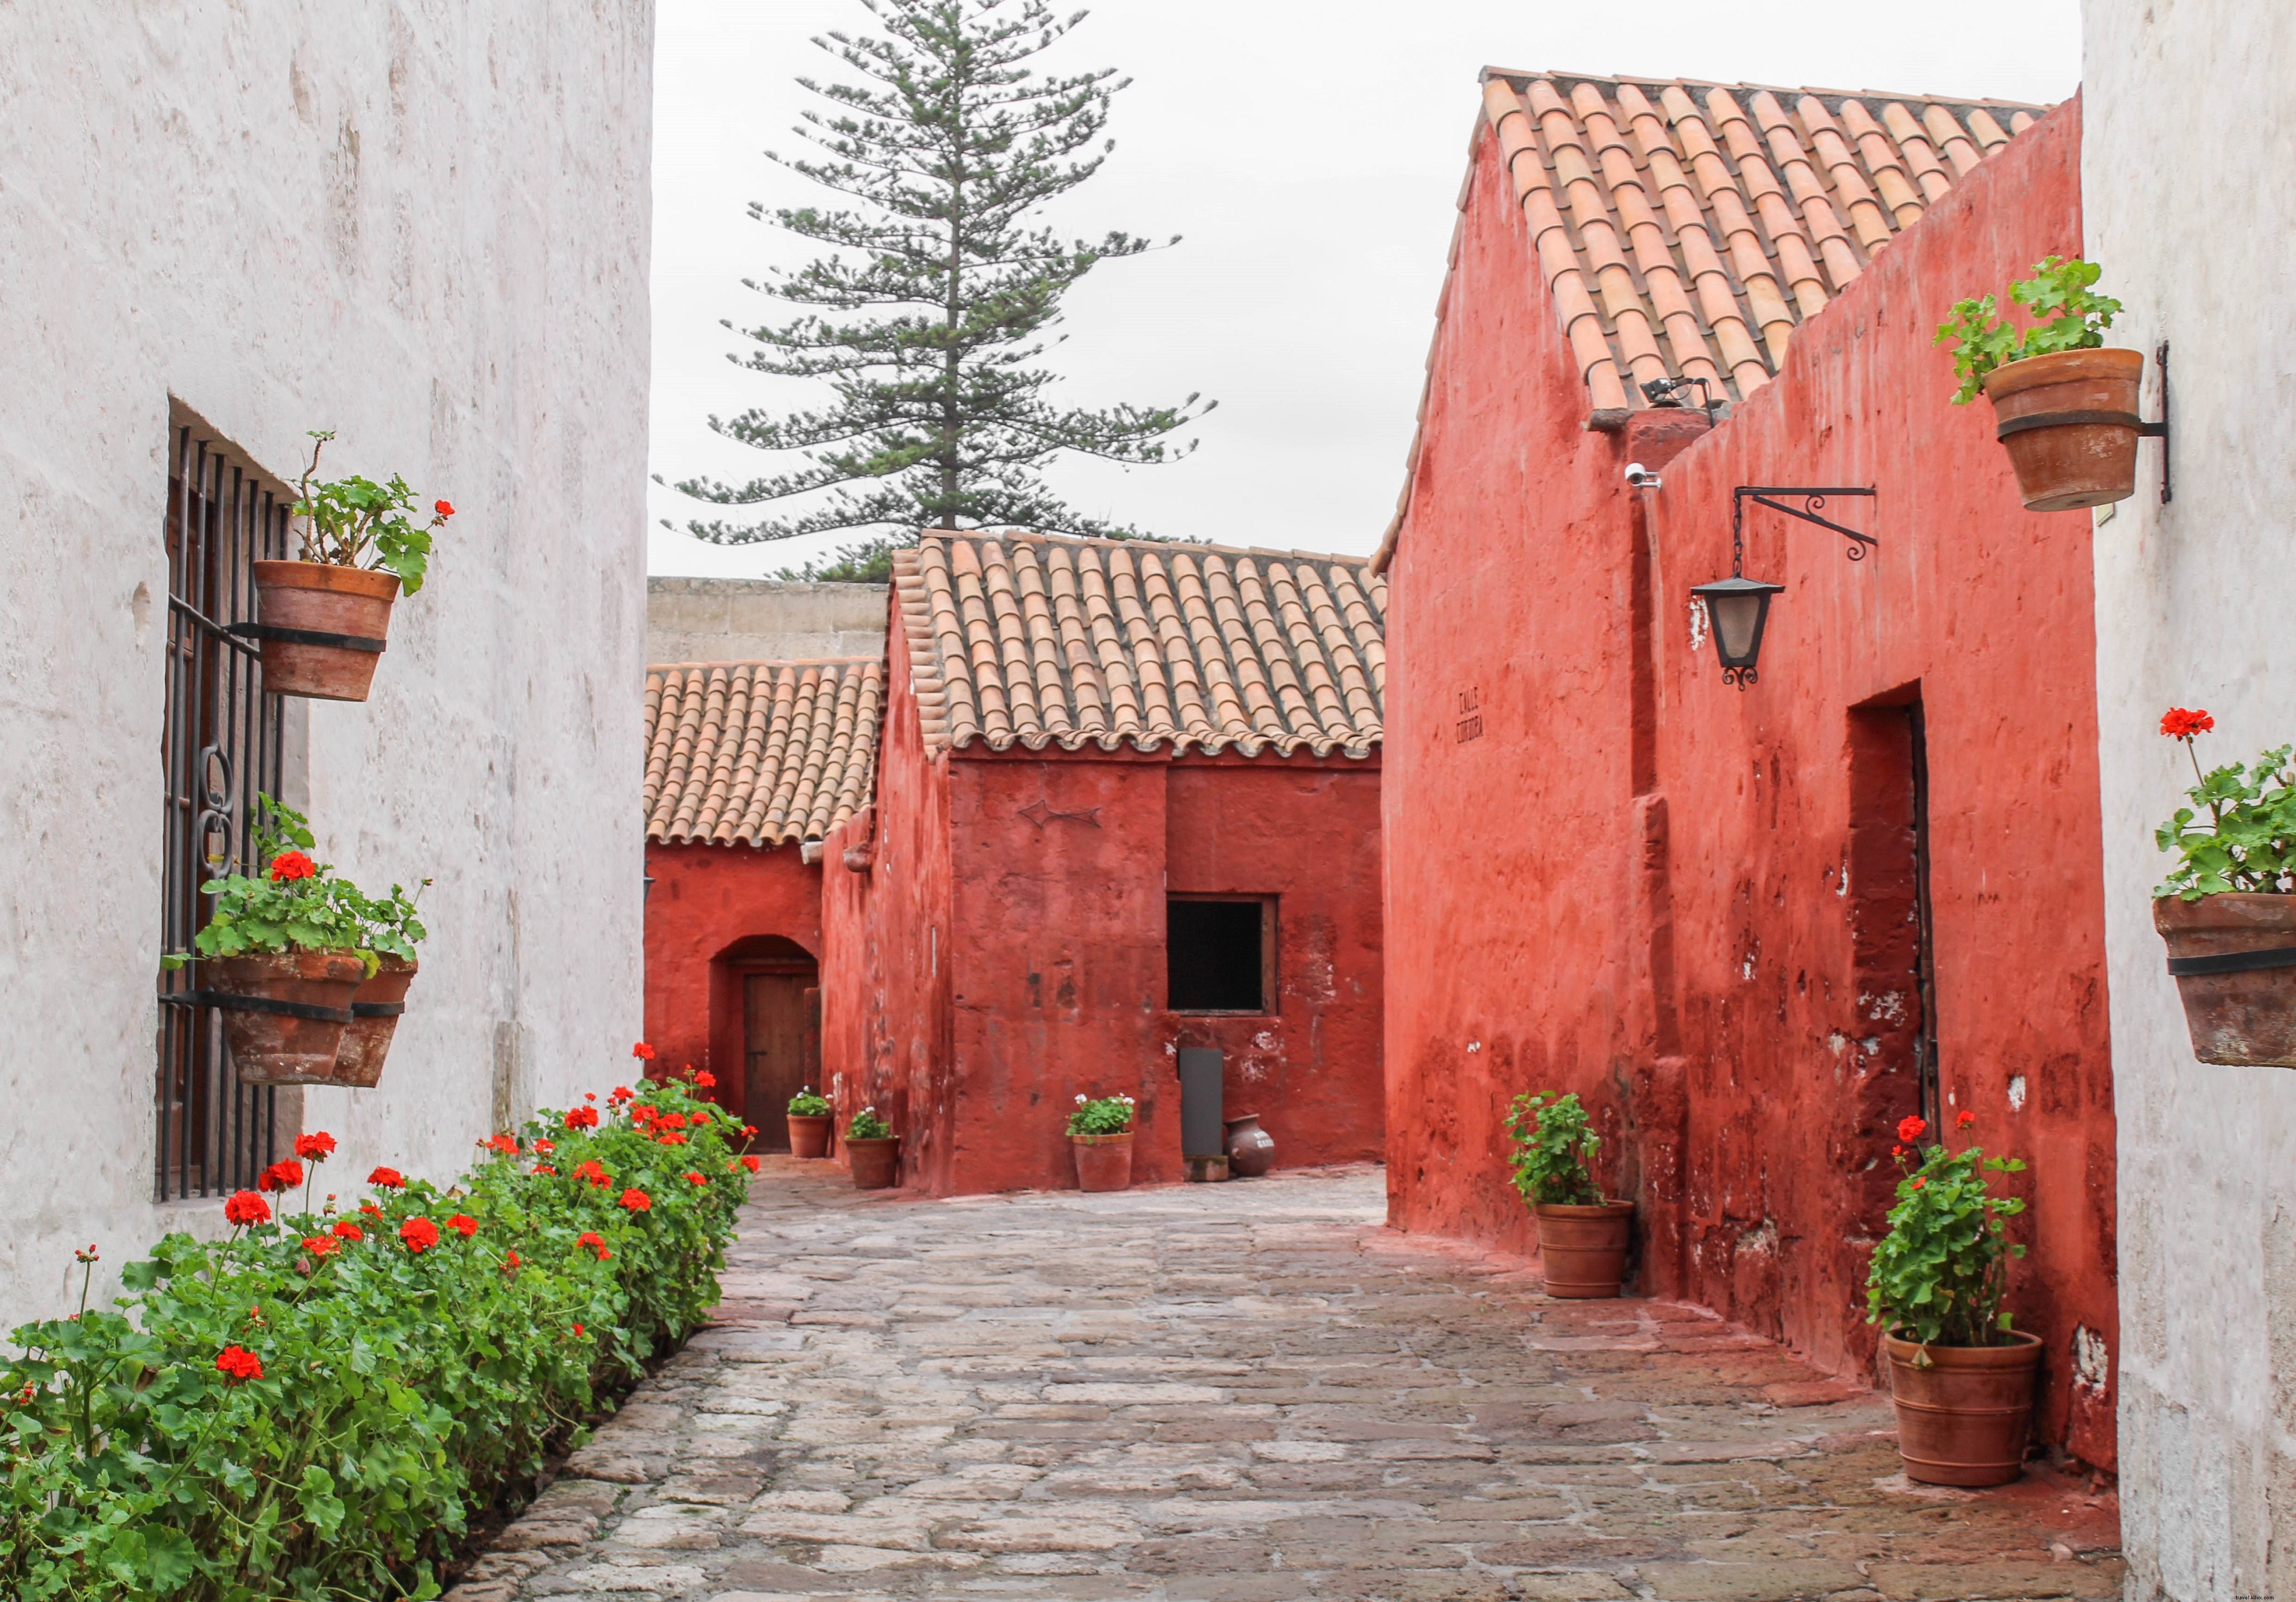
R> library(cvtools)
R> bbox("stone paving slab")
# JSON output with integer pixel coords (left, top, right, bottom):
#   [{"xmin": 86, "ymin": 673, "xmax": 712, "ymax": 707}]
[{"xmin": 448, "ymin": 1160, "xmax": 2121, "ymax": 1602}]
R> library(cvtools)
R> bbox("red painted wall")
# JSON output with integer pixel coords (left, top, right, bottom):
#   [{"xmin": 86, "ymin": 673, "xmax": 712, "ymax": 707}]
[
  {"xmin": 1384, "ymin": 98, "xmax": 2116, "ymax": 1466},
  {"xmin": 642, "ymin": 841, "xmax": 822, "ymax": 1127}
]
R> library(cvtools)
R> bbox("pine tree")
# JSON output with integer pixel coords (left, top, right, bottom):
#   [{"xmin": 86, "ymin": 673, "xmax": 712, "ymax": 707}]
[{"xmin": 665, "ymin": 0, "xmax": 1212, "ymax": 582}]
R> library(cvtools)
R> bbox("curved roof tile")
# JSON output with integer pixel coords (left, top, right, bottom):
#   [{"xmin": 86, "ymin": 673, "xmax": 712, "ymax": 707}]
[{"xmin": 643, "ymin": 658, "xmax": 882, "ymax": 847}]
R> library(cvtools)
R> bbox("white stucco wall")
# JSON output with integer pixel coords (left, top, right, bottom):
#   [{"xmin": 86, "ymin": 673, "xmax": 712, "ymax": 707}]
[
  {"xmin": 2084, "ymin": 5, "xmax": 2296, "ymax": 1597},
  {"xmin": 0, "ymin": 6, "xmax": 654, "ymax": 1325}
]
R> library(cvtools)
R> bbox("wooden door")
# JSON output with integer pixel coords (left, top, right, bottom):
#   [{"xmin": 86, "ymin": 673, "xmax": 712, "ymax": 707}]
[{"xmin": 744, "ymin": 973, "xmax": 809, "ymax": 1151}]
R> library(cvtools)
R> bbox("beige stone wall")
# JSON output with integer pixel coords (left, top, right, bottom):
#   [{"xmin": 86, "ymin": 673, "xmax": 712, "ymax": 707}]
[{"xmin": 646, "ymin": 577, "xmax": 887, "ymax": 666}]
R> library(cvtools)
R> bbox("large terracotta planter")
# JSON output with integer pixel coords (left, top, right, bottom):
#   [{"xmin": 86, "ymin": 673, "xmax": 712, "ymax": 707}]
[
  {"xmin": 789, "ymin": 1114, "xmax": 832, "ymax": 1159},
  {"xmin": 1224, "ymin": 1112, "xmax": 1275, "ymax": 1177},
  {"xmin": 201, "ymin": 951, "xmax": 366, "ymax": 1085},
  {"xmin": 331, "ymin": 954, "xmax": 415, "ymax": 1089},
  {"xmin": 1983, "ymin": 347, "xmax": 2145, "ymax": 512},
  {"xmin": 2155, "ymin": 892, "xmax": 2296, "ymax": 1066},
  {"xmin": 249, "ymin": 561, "xmax": 400, "ymax": 701},
  {"xmin": 1882, "ymin": 1330, "xmax": 2042, "ymax": 1487},
  {"xmin": 846, "ymin": 1136, "xmax": 900, "ymax": 1190},
  {"xmin": 1072, "ymin": 1132, "xmax": 1135, "ymax": 1192},
  {"xmin": 1535, "ymin": 1200, "xmax": 1635, "ymax": 1298}
]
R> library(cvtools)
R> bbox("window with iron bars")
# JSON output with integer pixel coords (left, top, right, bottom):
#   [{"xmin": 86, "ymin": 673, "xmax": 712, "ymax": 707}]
[{"xmin": 156, "ymin": 420, "xmax": 293, "ymax": 1200}]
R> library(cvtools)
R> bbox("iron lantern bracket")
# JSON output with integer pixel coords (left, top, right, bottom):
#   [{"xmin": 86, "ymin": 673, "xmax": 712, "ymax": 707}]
[{"xmin": 1733, "ymin": 485, "xmax": 1878, "ymax": 562}]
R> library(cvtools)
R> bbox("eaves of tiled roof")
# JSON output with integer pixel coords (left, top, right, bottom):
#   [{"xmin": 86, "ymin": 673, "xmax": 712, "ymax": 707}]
[
  {"xmin": 892, "ymin": 531, "xmax": 1385, "ymax": 761},
  {"xmin": 644, "ymin": 658, "xmax": 883, "ymax": 847},
  {"xmin": 1372, "ymin": 69, "xmax": 2050, "ymax": 573}
]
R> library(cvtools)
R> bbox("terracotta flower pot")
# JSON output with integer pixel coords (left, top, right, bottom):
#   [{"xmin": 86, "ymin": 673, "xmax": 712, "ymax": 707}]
[
  {"xmin": 331, "ymin": 954, "xmax": 415, "ymax": 1089},
  {"xmin": 1534, "ymin": 1200, "xmax": 1636, "ymax": 1298},
  {"xmin": 1072, "ymin": 1131, "xmax": 1135, "ymax": 1192},
  {"xmin": 846, "ymin": 1135, "xmax": 900, "ymax": 1190},
  {"xmin": 1224, "ymin": 1112, "xmax": 1275, "ymax": 1177},
  {"xmin": 250, "ymin": 561, "xmax": 400, "ymax": 701},
  {"xmin": 789, "ymin": 1114, "xmax": 832, "ymax": 1159},
  {"xmin": 1982, "ymin": 347, "xmax": 2145, "ymax": 512},
  {"xmin": 1882, "ymin": 1330, "xmax": 2042, "ymax": 1487},
  {"xmin": 2155, "ymin": 892, "xmax": 2296, "ymax": 1066},
  {"xmin": 201, "ymin": 951, "xmax": 366, "ymax": 1085}
]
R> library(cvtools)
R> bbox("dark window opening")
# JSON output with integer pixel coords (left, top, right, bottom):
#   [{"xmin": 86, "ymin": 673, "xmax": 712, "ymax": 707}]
[{"xmin": 1168, "ymin": 897, "xmax": 1274, "ymax": 1013}]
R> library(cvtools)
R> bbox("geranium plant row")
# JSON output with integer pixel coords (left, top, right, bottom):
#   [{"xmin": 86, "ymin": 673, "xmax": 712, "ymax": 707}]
[{"xmin": 0, "ymin": 1058, "xmax": 752, "ymax": 1600}]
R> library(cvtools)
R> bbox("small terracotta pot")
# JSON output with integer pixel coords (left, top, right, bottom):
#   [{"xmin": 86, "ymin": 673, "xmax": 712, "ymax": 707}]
[
  {"xmin": 1982, "ymin": 347, "xmax": 2145, "ymax": 512},
  {"xmin": 1882, "ymin": 1330, "xmax": 2042, "ymax": 1487},
  {"xmin": 789, "ymin": 1114, "xmax": 832, "ymax": 1159},
  {"xmin": 1072, "ymin": 1131, "xmax": 1135, "ymax": 1192},
  {"xmin": 250, "ymin": 561, "xmax": 400, "ymax": 701},
  {"xmin": 1535, "ymin": 1200, "xmax": 1636, "ymax": 1298},
  {"xmin": 2155, "ymin": 892, "xmax": 2296, "ymax": 1066},
  {"xmin": 846, "ymin": 1135, "xmax": 900, "ymax": 1190},
  {"xmin": 331, "ymin": 954, "xmax": 415, "ymax": 1089},
  {"xmin": 1224, "ymin": 1112, "xmax": 1275, "ymax": 1178},
  {"xmin": 201, "ymin": 951, "xmax": 366, "ymax": 1085}
]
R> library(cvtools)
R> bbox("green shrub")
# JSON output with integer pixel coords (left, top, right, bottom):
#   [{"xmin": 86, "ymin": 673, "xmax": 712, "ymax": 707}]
[
  {"xmin": 1865, "ymin": 1112, "xmax": 2027, "ymax": 1348},
  {"xmin": 847, "ymin": 1105, "xmax": 891, "ymax": 1140},
  {"xmin": 1065, "ymin": 1093, "xmax": 1135, "ymax": 1136},
  {"xmin": 1504, "ymin": 1091, "xmax": 1604, "ymax": 1207},
  {"xmin": 0, "ymin": 1068, "xmax": 751, "ymax": 1599}
]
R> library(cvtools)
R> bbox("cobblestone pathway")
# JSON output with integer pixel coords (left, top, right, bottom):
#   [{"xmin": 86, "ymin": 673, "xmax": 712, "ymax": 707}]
[{"xmin": 450, "ymin": 1161, "xmax": 2121, "ymax": 1602}]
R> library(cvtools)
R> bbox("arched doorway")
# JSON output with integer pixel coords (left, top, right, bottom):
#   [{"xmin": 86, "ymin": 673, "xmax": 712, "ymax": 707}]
[{"xmin": 710, "ymin": 934, "xmax": 820, "ymax": 1150}]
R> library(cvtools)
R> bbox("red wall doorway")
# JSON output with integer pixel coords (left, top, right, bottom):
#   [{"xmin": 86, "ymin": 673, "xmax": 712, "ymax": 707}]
[{"xmin": 709, "ymin": 934, "xmax": 820, "ymax": 1142}]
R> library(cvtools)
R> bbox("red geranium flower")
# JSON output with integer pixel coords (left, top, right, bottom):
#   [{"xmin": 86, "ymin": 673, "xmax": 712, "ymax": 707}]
[
  {"xmin": 685, "ymin": 1171, "xmax": 708, "ymax": 1185},
  {"xmin": 632, "ymin": 1042, "xmax": 656, "ymax": 1061},
  {"xmin": 531, "ymin": 1164, "xmax": 557, "ymax": 1176},
  {"xmin": 224, "ymin": 1191, "xmax": 271, "ymax": 1228},
  {"xmin": 1891, "ymin": 1145, "xmax": 1907, "ymax": 1159},
  {"xmin": 574, "ymin": 1160, "xmax": 611, "ymax": 1188},
  {"xmin": 267, "ymin": 850, "xmax": 317, "ymax": 882},
  {"xmin": 447, "ymin": 1214, "xmax": 478, "ymax": 1238},
  {"xmin": 368, "ymin": 1167, "xmax": 405, "ymax": 1189},
  {"xmin": 533, "ymin": 1138, "xmax": 554, "ymax": 1154},
  {"xmin": 693, "ymin": 1070, "xmax": 717, "ymax": 1088},
  {"xmin": 1896, "ymin": 1116, "xmax": 1928, "ymax": 1144},
  {"xmin": 2160, "ymin": 707, "xmax": 2215, "ymax": 740},
  {"xmin": 482, "ymin": 1134, "xmax": 518, "ymax": 1157},
  {"xmin": 619, "ymin": 1189, "xmax": 652, "ymax": 1213},
  {"xmin": 609, "ymin": 1086, "xmax": 633, "ymax": 1105},
  {"xmin": 1911, "ymin": 1177, "xmax": 1927, "ymax": 1190},
  {"xmin": 691, "ymin": 1111, "xmax": 712, "ymax": 1126},
  {"xmin": 434, "ymin": 499, "xmax": 455, "ymax": 519},
  {"xmin": 741, "ymin": 1125, "xmax": 758, "ymax": 1140},
  {"xmin": 504, "ymin": 1250, "xmax": 521, "ymax": 1271},
  {"xmin": 741, "ymin": 1155, "xmax": 762, "ymax": 1174},
  {"xmin": 572, "ymin": 1323, "xmax": 585, "ymax": 1338},
  {"xmin": 215, "ymin": 1345, "xmax": 263, "ymax": 1383},
  {"xmin": 399, "ymin": 1216, "xmax": 441, "ymax": 1254},
  {"xmin": 294, "ymin": 1131, "xmax": 337, "ymax": 1162},
  {"xmin": 564, "ymin": 1106, "xmax": 600, "ymax": 1132},
  {"xmin": 659, "ymin": 1112, "xmax": 688, "ymax": 1131},
  {"xmin": 1955, "ymin": 1109, "xmax": 1977, "ymax": 1128},
  {"xmin": 258, "ymin": 1159, "xmax": 302, "ymax": 1193},
  {"xmin": 331, "ymin": 1220, "xmax": 364, "ymax": 1242},
  {"xmin": 301, "ymin": 1235, "xmax": 338, "ymax": 1258},
  {"xmin": 358, "ymin": 1203, "xmax": 383, "ymax": 1219},
  {"xmin": 656, "ymin": 1132, "xmax": 689, "ymax": 1146},
  {"xmin": 576, "ymin": 1231, "xmax": 611, "ymax": 1260}
]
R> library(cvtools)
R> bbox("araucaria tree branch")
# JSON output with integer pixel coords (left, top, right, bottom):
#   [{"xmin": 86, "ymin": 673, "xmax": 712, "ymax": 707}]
[{"xmin": 663, "ymin": 0, "xmax": 1213, "ymax": 580}]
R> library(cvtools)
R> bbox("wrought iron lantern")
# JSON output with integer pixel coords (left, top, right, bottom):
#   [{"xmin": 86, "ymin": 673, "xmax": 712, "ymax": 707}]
[{"xmin": 1690, "ymin": 486, "xmax": 1879, "ymax": 689}]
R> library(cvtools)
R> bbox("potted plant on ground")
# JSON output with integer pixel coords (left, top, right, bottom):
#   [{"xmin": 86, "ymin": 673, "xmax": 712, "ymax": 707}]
[
  {"xmin": 1866, "ymin": 1111, "xmax": 2039, "ymax": 1487},
  {"xmin": 2152, "ymin": 708, "xmax": 2296, "ymax": 1065},
  {"xmin": 844, "ymin": 1105, "xmax": 900, "ymax": 1190},
  {"xmin": 332, "ymin": 873, "xmax": 430, "ymax": 1088},
  {"xmin": 788, "ymin": 1086, "xmax": 834, "ymax": 1158},
  {"xmin": 1937, "ymin": 256, "xmax": 2137, "ymax": 512},
  {"xmin": 1067, "ymin": 1093, "xmax": 1137, "ymax": 1192},
  {"xmin": 1506, "ymin": 1091, "xmax": 1634, "ymax": 1298},
  {"xmin": 162, "ymin": 797, "xmax": 372, "ymax": 1084},
  {"xmin": 251, "ymin": 430, "xmax": 453, "ymax": 701}
]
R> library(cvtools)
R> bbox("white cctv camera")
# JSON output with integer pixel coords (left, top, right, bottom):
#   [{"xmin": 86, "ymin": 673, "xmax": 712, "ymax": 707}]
[{"xmin": 1624, "ymin": 462, "xmax": 1661, "ymax": 491}]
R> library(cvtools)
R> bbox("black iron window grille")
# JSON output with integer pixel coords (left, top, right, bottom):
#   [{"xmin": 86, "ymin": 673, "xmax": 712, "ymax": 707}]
[{"xmin": 157, "ymin": 422, "xmax": 289, "ymax": 1200}]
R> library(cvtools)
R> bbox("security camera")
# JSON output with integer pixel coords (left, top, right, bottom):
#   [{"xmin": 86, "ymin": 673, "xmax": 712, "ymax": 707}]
[{"xmin": 1624, "ymin": 462, "xmax": 1662, "ymax": 490}]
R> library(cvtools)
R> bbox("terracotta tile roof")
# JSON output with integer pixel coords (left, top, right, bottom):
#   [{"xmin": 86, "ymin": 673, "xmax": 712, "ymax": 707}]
[
  {"xmin": 892, "ymin": 531, "xmax": 1385, "ymax": 760},
  {"xmin": 644, "ymin": 659, "xmax": 882, "ymax": 846}
]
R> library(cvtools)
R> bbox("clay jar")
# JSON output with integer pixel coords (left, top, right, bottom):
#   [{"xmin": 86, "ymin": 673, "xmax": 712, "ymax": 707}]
[
  {"xmin": 331, "ymin": 954, "xmax": 416, "ymax": 1089},
  {"xmin": 1982, "ymin": 347, "xmax": 2145, "ymax": 512},
  {"xmin": 846, "ymin": 1136, "xmax": 900, "ymax": 1190},
  {"xmin": 202, "ymin": 951, "xmax": 366, "ymax": 1084},
  {"xmin": 788, "ymin": 1115, "xmax": 832, "ymax": 1159},
  {"xmin": 1881, "ymin": 1330, "xmax": 2043, "ymax": 1486},
  {"xmin": 1534, "ymin": 1201, "xmax": 1636, "ymax": 1298},
  {"xmin": 1224, "ymin": 1113, "xmax": 1275, "ymax": 1178},
  {"xmin": 250, "ymin": 561, "xmax": 400, "ymax": 701},
  {"xmin": 1072, "ymin": 1131, "xmax": 1135, "ymax": 1192},
  {"xmin": 2156, "ymin": 892, "xmax": 2296, "ymax": 1066}
]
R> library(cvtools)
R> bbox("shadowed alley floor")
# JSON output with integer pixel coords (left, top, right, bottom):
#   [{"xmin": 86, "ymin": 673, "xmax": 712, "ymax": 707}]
[{"xmin": 447, "ymin": 1160, "xmax": 2121, "ymax": 1602}]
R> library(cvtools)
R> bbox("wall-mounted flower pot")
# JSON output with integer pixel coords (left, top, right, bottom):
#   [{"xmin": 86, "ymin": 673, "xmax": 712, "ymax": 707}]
[
  {"xmin": 846, "ymin": 1135, "xmax": 900, "ymax": 1190},
  {"xmin": 1983, "ymin": 347, "xmax": 2145, "ymax": 512},
  {"xmin": 1534, "ymin": 1200, "xmax": 1636, "ymax": 1298},
  {"xmin": 203, "ymin": 951, "xmax": 366, "ymax": 1084},
  {"xmin": 249, "ymin": 561, "xmax": 399, "ymax": 701},
  {"xmin": 331, "ymin": 955, "xmax": 415, "ymax": 1089},
  {"xmin": 1072, "ymin": 1131, "xmax": 1135, "ymax": 1192},
  {"xmin": 789, "ymin": 1114, "xmax": 832, "ymax": 1159},
  {"xmin": 1881, "ymin": 1330, "xmax": 2041, "ymax": 1486},
  {"xmin": 1224, "ymin": 1112, "xmax": 1276, "ymax": 1177},
  {"xmin": 2155, "ymin": 892, "xmax": 2296, "ymax": 1066}
]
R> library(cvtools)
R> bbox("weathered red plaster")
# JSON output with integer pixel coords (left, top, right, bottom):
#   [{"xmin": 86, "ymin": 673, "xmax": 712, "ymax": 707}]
[{"xmin": 1383, "ymin": 98, "xmax": 2116, "ymax": 1465}]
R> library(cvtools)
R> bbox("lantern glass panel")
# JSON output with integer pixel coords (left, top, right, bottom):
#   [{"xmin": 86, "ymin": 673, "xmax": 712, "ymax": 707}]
[{"xmin": 1711, "ymin": 592, "xmax": 1765, "ymax": 663}]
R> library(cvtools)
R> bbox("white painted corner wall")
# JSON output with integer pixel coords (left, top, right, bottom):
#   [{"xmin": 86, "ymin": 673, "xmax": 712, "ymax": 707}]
[
  {"xmin": 0, "ymin": 6, "xmax": 655, "ymax": 1326},
  {"xmin": 2084, "ymin": 3, "xmax": 2296, "ymax": 1597}
]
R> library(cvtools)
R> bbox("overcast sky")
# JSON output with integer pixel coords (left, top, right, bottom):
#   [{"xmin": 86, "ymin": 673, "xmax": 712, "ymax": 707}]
[{"xmin": 646, "ymin": 0, "xmax": 2083, "ymax": 578}]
